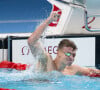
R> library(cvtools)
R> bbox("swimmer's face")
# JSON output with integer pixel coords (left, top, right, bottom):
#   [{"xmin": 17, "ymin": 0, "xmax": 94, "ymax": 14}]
[{"xmin": 60, "ymin": 46, "xmax": 76, "ymax": 66}]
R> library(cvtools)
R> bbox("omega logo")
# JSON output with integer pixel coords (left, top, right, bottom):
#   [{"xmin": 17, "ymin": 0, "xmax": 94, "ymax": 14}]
[
  {"xmin": 22, "ymin": 46, "xmax": 30, "ymax": 55},
  {"xmin": 21, "ymin": 45, "xmax": 58, "ymax": 55}
]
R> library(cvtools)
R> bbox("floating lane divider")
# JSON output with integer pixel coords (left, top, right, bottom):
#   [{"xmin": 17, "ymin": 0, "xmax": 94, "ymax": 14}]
[
  {"xmin": 0, "ymin": 61, "xmax": 29, "ymax": 90},
  {"xmin": 0, "ymin": 61, "xmax": 28, "ymax": 70},
  {"xmin": 0, "ymin": 88, "xmax": 16, "ymax": 90}
]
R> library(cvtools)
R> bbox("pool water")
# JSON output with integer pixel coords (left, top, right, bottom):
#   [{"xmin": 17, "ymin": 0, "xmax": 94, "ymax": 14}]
[{"xmin": 0, "ymin": 68, "xmax": 100, "ymax": 90}]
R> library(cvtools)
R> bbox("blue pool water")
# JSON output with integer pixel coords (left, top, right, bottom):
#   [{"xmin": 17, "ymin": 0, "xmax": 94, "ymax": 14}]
[{"xmin": 0, "ymin": 68, "xmax": 100, "ymax": 90}]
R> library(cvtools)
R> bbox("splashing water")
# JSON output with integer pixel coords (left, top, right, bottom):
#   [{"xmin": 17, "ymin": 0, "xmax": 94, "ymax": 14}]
[
  {"xmin": 1, "ymin": 68, "xmax": 100, "ymax": 90},
  {"xmin": 0, "ymin": 68, "xmax": 63, "ymax": 83}
]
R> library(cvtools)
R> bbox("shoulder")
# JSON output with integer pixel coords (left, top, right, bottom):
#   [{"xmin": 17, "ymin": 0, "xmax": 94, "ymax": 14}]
[
  {"xmin": 66, "ymin": 64, "xmax": 85, "ymax": 73},
  {"xmin": 71, "ymin": 64, "xmax": 89, "ymax": 71},
  {"xmin": 68, "ymin": 64, "xmax": 81, "ymax": 69},
  {"xmin": 64, "ymin": 64, "xmax": 81, "ymax": 72}
]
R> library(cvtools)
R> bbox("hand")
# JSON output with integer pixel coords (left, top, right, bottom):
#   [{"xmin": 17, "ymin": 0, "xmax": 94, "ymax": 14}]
[{"xmin": 48, "ymin": 11, "xmax": 60, "ymax": 23}]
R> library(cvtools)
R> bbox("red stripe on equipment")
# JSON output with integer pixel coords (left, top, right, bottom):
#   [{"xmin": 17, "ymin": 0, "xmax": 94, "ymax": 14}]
[
  {"xmin": 0, "ymin": 88, "xmax": 16, "ymax": 90},
  {"xmin": 0, "ymin": 61, "xmax": 28, "ymax": 70}
]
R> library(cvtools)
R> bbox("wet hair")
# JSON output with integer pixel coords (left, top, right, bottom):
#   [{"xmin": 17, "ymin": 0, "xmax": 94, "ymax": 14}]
[{"xmin": 58, "ymin": 39, "xmax": 77, "ymax": 51}]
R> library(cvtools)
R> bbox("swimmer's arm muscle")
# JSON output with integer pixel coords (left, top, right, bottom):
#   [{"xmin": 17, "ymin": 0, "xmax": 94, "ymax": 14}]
[
  {"xmin": 27, "ymin": 12, "xmax": 59, "ymax": 71},
  {"xmin": 27, "ymin": 14, "xmax": 52, "ymax": 71},
  {"xmin": 28, "ymin": 19, "xmax": 50, "ymax": 45},
  {"xmin": 28, "ymin": 12, "xmax": 58, "ymax": 45},
  {"xmin": 73, "ymin": 65, "xmax": 100, "ymax": 76}
]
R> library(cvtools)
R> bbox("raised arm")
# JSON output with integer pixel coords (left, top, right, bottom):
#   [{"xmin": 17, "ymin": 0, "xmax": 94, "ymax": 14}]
[
  {"xmin": 28, "ymin": 12, "xmax": 59, "ymax": 56},
  {"xmin": 28, "ymin": 12, "xmax": 59, "ymax": 45},
  {"xmin": 27, "ymin": 12, "xmax": 59, "ymax": 71}
]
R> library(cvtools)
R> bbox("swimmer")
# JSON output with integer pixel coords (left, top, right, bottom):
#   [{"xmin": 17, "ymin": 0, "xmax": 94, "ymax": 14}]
[
  {"xmin": 0, "ymin": 12, "xmax": 100, "ymax": 77},
  {"xmin": 28, "ymin": 11, "xmax": 100, "ymax": 77}
]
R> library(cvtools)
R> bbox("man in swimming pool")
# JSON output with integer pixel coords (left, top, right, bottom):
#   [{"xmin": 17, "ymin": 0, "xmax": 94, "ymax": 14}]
[{"xmin": 28, "ymin": 12, "xmax": 100, "ymax": 77}]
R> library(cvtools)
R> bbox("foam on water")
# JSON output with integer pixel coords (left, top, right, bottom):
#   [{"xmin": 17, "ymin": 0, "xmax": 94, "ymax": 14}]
[{"xmin": 0, "ymin": 67, "xmax": 64, "ymax": 83}]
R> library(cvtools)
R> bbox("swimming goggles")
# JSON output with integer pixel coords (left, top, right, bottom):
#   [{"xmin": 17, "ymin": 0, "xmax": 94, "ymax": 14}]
[{"xmin": 65, "ymin": 52, "xmax": 71, "ymax": 56}]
